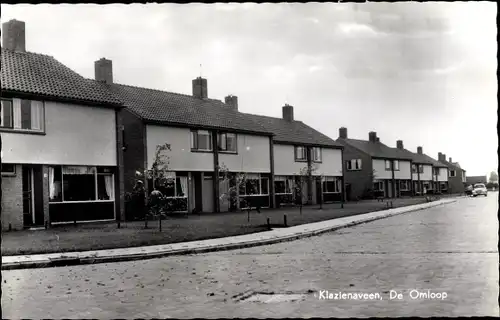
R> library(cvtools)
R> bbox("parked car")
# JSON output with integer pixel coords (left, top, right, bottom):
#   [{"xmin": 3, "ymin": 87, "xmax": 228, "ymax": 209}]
[{"xmin": 472, "ymin": 183, "xmax": 488, "ymax": 197}]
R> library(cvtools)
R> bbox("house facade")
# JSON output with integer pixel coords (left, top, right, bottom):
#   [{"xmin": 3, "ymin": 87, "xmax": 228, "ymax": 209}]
[
  {"xmin": 336, "ymin": 129, "xmax": 413, "ymax": 200},
  {"xmin": 393, "ymin": 143, "xmax": 434, "ymax": 196},
  {"xmin": 1, "ymin": 20, "xmax": 125, "ymax": 231},
  {"xmin": 243, "ymin": 106, "xmax": 344, "ymax": 207},
  {"xmin": 95, "ymin": 57, "xmax": 344, "ymax": 214}
]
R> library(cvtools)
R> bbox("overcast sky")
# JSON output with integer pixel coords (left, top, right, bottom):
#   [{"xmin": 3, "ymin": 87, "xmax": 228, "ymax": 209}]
[{"xmin": 2, "ymin": 2, "xmax": 497, "ymax": 176}]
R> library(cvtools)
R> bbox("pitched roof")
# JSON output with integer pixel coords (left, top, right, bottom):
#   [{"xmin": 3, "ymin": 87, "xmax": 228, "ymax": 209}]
[
  {"xmin": 395, "ymin": 148, "xmax": 435, "ymax": 164},
  {"xmin": 337, "ymin": 138, "xmax": 413, "ymax": 160},
  {"xmin": 418, "ymin": 153, "xmax": 449, "ymax": 167},
  {"xmin": 105, "ymin": 83, "xmax": 272, "ymax": 135},
  {"xmin": 1, "ymin": 48, "xmax": 122, "ymax": 106},
  {"xmin": 240, "ymin": 113, "xmax": 342, "ymax": 148},
  {"xmin": 439, "ymin": 158, "xmax": 465, "ymax": 171}
]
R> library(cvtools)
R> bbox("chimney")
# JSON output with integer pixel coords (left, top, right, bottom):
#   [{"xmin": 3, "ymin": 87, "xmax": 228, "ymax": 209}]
[
  {"xmin": 396, "ymin": 140, "xmax": 404, "ymax": 149},
  {"xmin": 94, "ymin": 58, "xmax": 113, "ymax": 84},
  {"xmin": 224, "ymin": 95, "xmax": 238, "ymax": 111},
  {"xmin": 449, "ymin": 157, "xmax": 452, "ymax": 163},
  {"xmin": 2, "ymin": 19, "xmax": 26, "ymax": 52},
  {"xmin": 438, "ymin": 152, "xmax": 446, "ymax": 162},
  {"xmin": 368, "ymin": 131, "xmax": 377, "ymax": 143},
  {"xmin": 417, "ymin": 146, "xmax": 423, "ymax": 154},
  {"xmin": 192, "ymin": 77, "xmax": 208, "ymax": 99},
  {"xmin": 282, "ymin": 104, "xmax": 294, "ymax": 121},
  {"xmin": 339, "ymin": 127, "xmax": 347, "ymax": 139}
]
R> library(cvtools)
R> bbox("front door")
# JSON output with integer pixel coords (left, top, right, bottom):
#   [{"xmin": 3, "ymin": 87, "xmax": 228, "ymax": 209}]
[
  {"xmin": 22, "ymin": 167, "xmax": 35, "ymax": 227},
  {"xmin": 316, "ymin": 178, "xmax": 322, "ymax": 204},
  {"xmin": 202, "ymin": 176, "xmax": 214, "ymax": 213},
  {"xmin": 395, "ymin": 180, "xmax": 400, "ymax": 198}
]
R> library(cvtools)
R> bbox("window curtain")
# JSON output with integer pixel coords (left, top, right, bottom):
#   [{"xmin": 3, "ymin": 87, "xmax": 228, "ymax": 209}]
[
  {"xmin": 104, "ymin": 175, "xmax": 114, "ymax": 200},
  {"xmin": 13, "ymin": 98, "xmax": 22, "ymax": 129},
  {"xmin": 179, "ymin": 176, "xmax": 188, "ymax": 197},
  {"xmin": 49, "ymin": 166, "xmax": 55, "ymax": 199},
  {"xmin": 287, "ymin": 178, "xmax": 294, "ymax": 193}
]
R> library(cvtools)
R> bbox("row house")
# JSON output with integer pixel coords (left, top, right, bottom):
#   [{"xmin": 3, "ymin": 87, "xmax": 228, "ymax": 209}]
[
  {"xmin": 242, "ymin": 106, "xmax": 344, "ymax": 207},
  {"xmin": 336, "ymin": 128, "xmax": 412, "ymax": 200},
  {"xmin": 437, "ymin": 153, "xmax": 466, "ymax": 194},
  {"xmin": 94, "ymin": 58, "xmax": 343, "ymax": 214},
  {"xmin": 410, "ymin": 146, "xmax": 449, "ymax": 194},
  {"xmin": 392, "ymin": 142, "xmax": 435, "ymax": 195},
  {"xmin": 1, "ymin": 20, "xmax": 125, "ymax": 230}
]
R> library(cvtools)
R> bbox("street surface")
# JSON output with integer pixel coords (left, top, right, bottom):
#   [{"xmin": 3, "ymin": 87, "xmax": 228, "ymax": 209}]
[{"xmin": 2, "ymin": 194, "xmax": 498, "ymax": 318}]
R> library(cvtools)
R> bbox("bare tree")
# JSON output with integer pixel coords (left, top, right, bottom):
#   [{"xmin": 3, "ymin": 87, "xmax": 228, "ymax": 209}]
[{"xmin": 294, "ymin": 163, "xmax": 318, "ymax": 215}]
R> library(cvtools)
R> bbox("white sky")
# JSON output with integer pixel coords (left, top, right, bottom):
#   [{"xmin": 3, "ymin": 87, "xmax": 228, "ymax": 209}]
[{"xmin": 1, "ymin": 2, "xmax": 497, "ymax": 176}]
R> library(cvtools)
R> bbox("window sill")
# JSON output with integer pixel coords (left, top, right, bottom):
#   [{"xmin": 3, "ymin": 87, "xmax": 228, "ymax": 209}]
[
  {"xmin": 0, "ymin": 128, "xmax": 46, "ymax": 135},
  {"xmin": 312, "ymin": 160, "xmax": 322, "ymax": 163},
  {"xmin": 191, "ymin": 149, "xmax": 213, "ymax": 153},
  {"xmin": 1, "ymin": 173, "xmax": 16, "ymax": 177},
  {"xmin": 49, "ymin": 200, "xmax": 114, "ymax": 204},
  {"xmin": 347, "ymin": 169, "xmax": 362, "ymax": 171},
  {"xmin": 219, "ymin": 151, "xmax": 238, "ymax": 155},
  {"xmin": 295, "ymin": 159, "xmax": 308, "ymax": 163}
]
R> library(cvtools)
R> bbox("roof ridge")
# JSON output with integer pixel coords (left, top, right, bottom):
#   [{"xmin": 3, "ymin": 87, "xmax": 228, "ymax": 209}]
[
  {"xmin": 102, "ymin": 81, "xmax": 223, "ymax": 103},
  {"xmin": 1, "ymin": 47, "xmax": 55, "ymax": 59}
]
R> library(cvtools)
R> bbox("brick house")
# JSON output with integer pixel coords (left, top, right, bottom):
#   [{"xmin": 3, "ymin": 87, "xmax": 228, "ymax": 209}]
[
  {"xmin": 406, "ymin": 146, "xmax": 449, "ymax": 194},
  {"xmin": 1, "ymin": 20, "xmax": 125, "ymax": 230},
  {"xmin": 438, "ymin": 153, "xmax": 466, "ymax": 194},
  {"xmin": 336, "ymin": 128, "xmax": 413, "ymax": 200}
]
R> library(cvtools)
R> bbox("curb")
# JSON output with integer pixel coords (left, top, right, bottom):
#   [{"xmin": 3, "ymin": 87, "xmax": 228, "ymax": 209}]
[{"xmin": 1, "ymin": 199, "xmax": 457, "ymax": 270}]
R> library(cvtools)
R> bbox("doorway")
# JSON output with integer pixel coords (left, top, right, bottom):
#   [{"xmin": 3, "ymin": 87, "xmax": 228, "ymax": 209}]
[{"xmin": 22, "ymin": 166, "xmax": 44, "ymax": 227}]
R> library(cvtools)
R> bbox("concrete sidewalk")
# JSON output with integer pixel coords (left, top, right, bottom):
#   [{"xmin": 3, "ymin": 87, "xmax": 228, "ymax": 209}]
[{"xmin": 1, "ymin": 198, "xmax": 457, "ymax": 270}]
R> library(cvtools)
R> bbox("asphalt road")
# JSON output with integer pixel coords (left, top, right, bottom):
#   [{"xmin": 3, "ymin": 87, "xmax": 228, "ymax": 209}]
[{"xmin": 2, "ymin": 193, "xmax": 498, "ymax": 318}]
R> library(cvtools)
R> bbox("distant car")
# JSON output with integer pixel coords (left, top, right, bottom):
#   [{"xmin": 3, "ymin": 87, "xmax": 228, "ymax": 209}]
[{"xmin": 472, "ymin": 183, "xmax": 488, "ymax": 197}]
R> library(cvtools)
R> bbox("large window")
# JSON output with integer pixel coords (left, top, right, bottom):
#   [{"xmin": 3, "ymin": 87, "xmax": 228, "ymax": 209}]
[
  {"xmin": 218, "ymin": 132, "xmax": 237, "ymax": 153},
  {"xmin": 312, "ymin": 147, "xmax": 322, "ymax": 162},
  {"xmin": 191, "ymin": 130, "xmax": 212, "ymax": 151},
  {"xmin": 155, "ymin": 173, "xmax": 188, "ymax": 198},
  {"xmin": 0, "ymin": 98, "xmax": 44, "ymax": 132},
  {"xmin": 418, "ymin": 165, "xmax": 424, "ymax": 173},
  {"xmin": 295, "ymin": 146, "xmax": 307, "ymax": 161},
  {"xmin": 433, "ymin": 168, "xmax": 440, "ymax": 176},
  {"xmin": 374, "ymin": 180, "xmax": 384, "ymax": 191},
  {"xmin": 347, "ymin": 159, "xmax": 362, "ymax": 171},
  {"xmin": 49, "ymin": 166, "xmax": 114, "ymax": 203},
  {"xmin": 393, "ymin": 160, "xmax": 400, "ymax": 171},
  {"xmin": 274, "ymin": 176, "xmax": 294, "ymax": 194},
  {"xmin": 400, "ymin": 180, "xmax": 409, "ymax": 191},
  {"xmin": 412, "ymin": 164, "xmax": 417, "ymax": 173},
  {"xmin": 322, "ymin": 177, "xmax": 341, "ymax": 193},
  {"xmin": 239, "ymin": 173, "xmax": 269, "ymax": 196}
]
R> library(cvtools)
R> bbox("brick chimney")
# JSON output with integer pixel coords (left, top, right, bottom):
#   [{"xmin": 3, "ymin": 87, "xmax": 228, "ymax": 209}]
[
  {"xmin": 2, "ymin": 19, "xmax": 26, "ymax": 52},
  {"xmin": 339, "ymin": 127, "xmax": 347, "ymax": 139},
  {"xmin": 282, "ymin": 104, "xmax": 294, "ymax": 121},
  {"xmin": 396, "ymin": 140, "xmax": 404, "ymax": 149},
  {"xmin": 449, "ymin": 157, "xmax": 452, "ymax": 163},
  {"xmin": 438, "ymin": 152, "xmax": 446, "ymax": 162},
  {"xmin": 94, "ymin": 58, "xmax": 113, "ymax": 84},
  {"xmin": 368, "ymin": 131, "xmax": 377, "ymax": 143},
  {"xmin": 192, "ymin": 77, "xmax": 208, "ymax": 99},
  {"xmin": 417, "ymin": 146, "xmax": 423, "ymax": 154},
  {"xmin": 224, "ymin": 95, "xmax": 238, "ymax": 111}
]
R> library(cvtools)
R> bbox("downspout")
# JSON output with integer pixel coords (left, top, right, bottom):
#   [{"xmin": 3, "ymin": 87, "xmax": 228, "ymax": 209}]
[
  {"xmin": 307, "ymin": 147, "xmax": 313, "ymax": 204},
  {"xmin": 391, "ymin": 160, "xmax": 396, "ymax": 198},
  {"xmin": 269, "ymin": 136, "xmax": 275, "ymax": 208},
  {"xmin": 212, "ymin": 130, "xmax": 220, "ymax": 213},
  {"xmin": 114, "ymin": 108, "xmax": 125, "ymax": 222},
  {"xmin": 416, "ymin": 163, "xmax": 420, "ymax": 195},
  {"xmin": 340, "ymin": 147, "xmax": 345, "ymax": 204}
]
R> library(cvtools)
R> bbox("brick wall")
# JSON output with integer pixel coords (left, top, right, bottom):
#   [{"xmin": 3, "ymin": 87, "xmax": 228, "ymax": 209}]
[
  {"xmin": 1, "ymin": 164, "xmax": 23, "ymax": 230},
  {"xmin": 338, "ymin": 141, "xmax": 373, "ymax": 200},
  {"xmin": 121, "ymin": 109, "xmax": 146, "ymax": 194}
]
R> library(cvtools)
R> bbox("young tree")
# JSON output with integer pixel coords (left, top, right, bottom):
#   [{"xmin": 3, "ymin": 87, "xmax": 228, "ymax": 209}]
[
  {"xmin": 489, "ymin": 171, "xmax": 498, "ymax": 184},
  {"xmin": 132, "ymin": 143, "xmax": 173, "ymax": 230},
  {"xmin": 294, "ymin": 163, "xmax": 318, "ymax": 215}
]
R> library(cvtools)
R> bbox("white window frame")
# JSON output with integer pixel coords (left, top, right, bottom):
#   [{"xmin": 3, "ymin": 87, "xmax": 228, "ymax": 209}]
[
  {"xmin": 274, "ymin": 176, "xmax": 294, "ymax": 195},
  {"xmin": 1, "ymin": 163, "xmax": 16, "ymax": 176},
  {"xmin": 322, "ymin": 176, "xmax": 341, "ymax": 193},
  {"xmin": 312, "ymin": 147, "xmax": 322, "ymax": 162},
  {"xmin": 412, "ymin": 164, "xmax": 417, "ymax": 173},
  {"xmin": 393, "ymin": 160, "xmax": 400, "ymax": 171},
  {"xmin": 191, "ymin": 130, "xmax": 212, "ymax": 151},
  {"xmin": 239, "ymin": 173, "xmax": 269, "ymax": 196},
  {"xmin": 0, "ymin": 98, "xmax": 45, "ymax": 132},
  {"xmin": 49, "ymin": 165, "xmax": 115, "ymax": 204},
  {"xmin": 373, "ymin": 180, "xmax": 384, "ymax": 191},
  {"xmin": 450, "ymin": 170, "xmax": 456, "ymax": 177},
  {"xmin": 218, "ymin": 132, "xmax": 237, "ymax": 153},
  {"xmin": 295, "ymin": 146, "xmax": 307, "ymax": 161}
]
